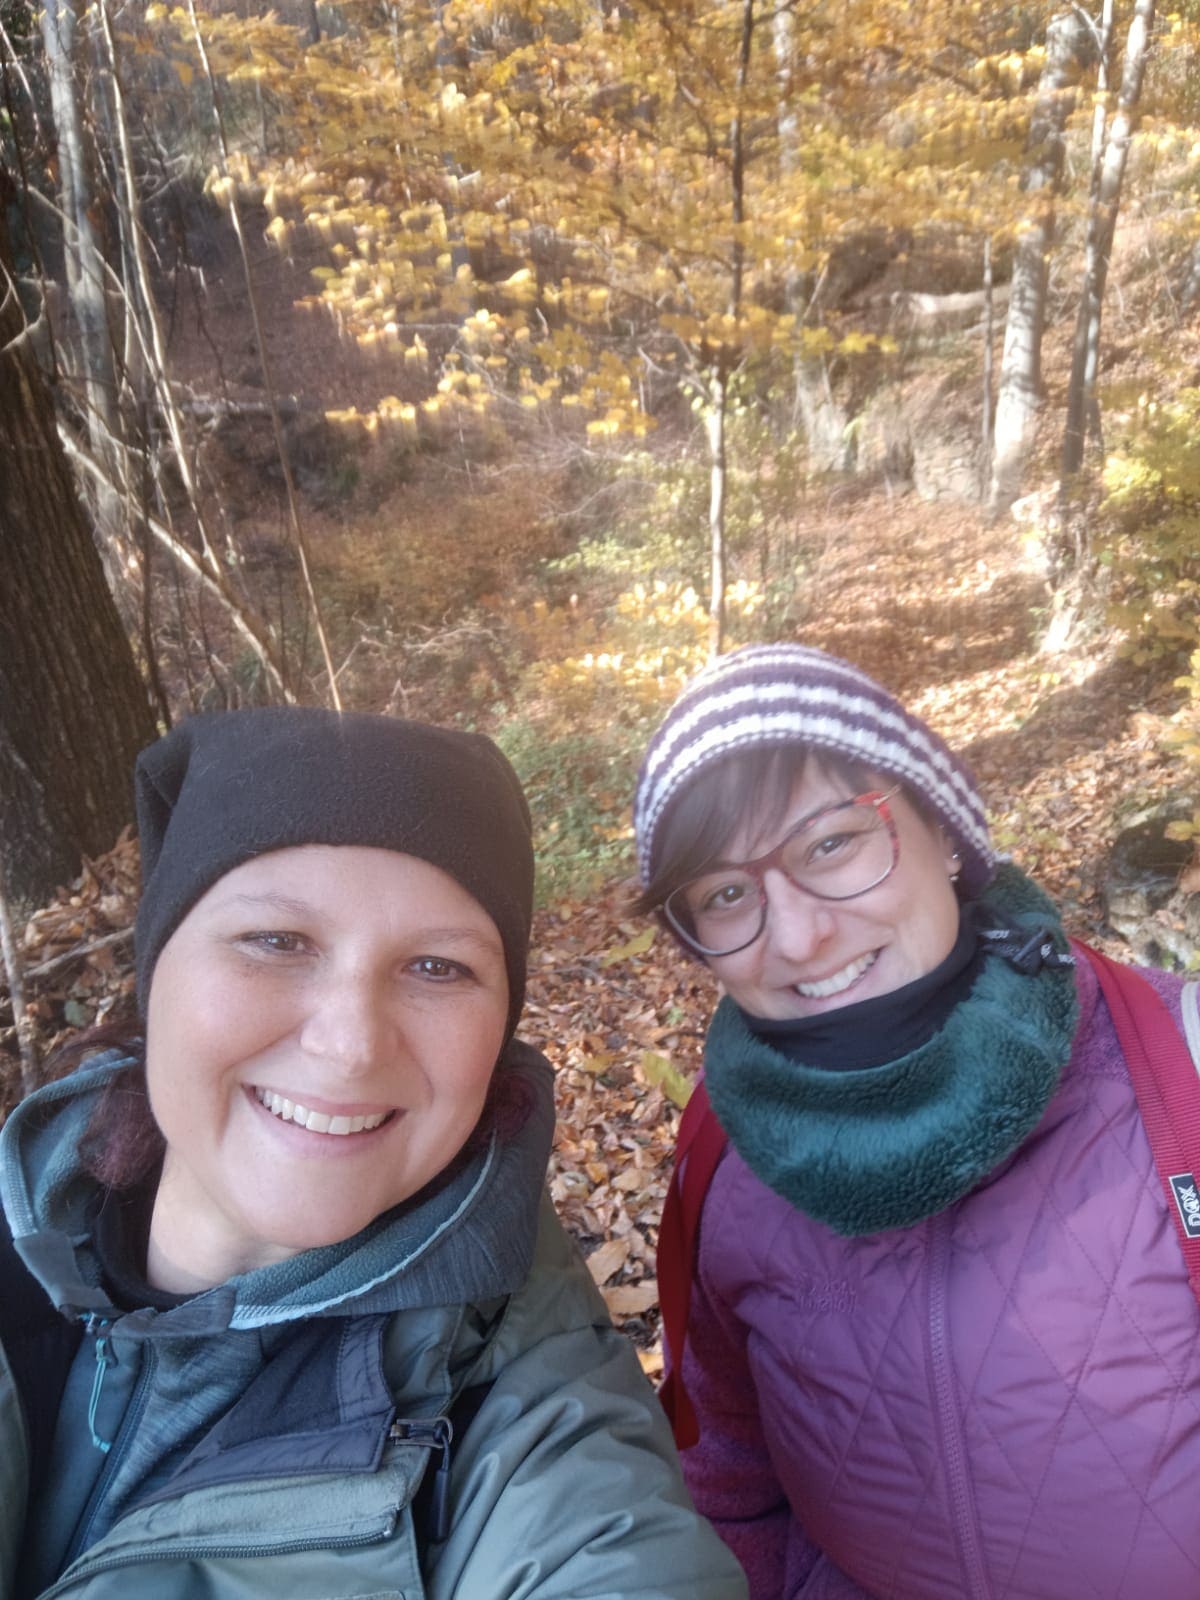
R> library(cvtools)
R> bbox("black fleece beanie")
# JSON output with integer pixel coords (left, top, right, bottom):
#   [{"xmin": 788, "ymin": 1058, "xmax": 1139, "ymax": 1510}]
[{"xmin": 134, "ymin": 708, "xmax": 534, "ymax": 1039}]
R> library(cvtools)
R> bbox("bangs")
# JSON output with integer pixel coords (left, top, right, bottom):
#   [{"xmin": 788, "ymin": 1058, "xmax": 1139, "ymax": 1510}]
[{"xmin": 636, "ymin": 745, "xmax": 877, "ymax": 914}]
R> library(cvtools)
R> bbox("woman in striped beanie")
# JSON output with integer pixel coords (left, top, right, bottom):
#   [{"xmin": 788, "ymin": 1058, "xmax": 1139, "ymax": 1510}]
[{"xmin": 634, "ymin": 643, "xmax": 1200, "ymax": 1600}]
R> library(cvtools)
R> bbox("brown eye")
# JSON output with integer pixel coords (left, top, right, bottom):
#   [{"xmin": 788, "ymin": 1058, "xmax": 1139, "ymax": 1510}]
[
  {"xmin": 806, "ymin": 830, "xmax": 855, "ymax": 863},
  {"xmin": 698, "ymin": 880, "xmax": 752, "ymax": 915},
  {"xmin": 411, "ymin": 956, "xmax": 470, "ymax": 982},
  {"xmin": 241, "ymin": 931, "xmax": 309, "ymax": 955}
]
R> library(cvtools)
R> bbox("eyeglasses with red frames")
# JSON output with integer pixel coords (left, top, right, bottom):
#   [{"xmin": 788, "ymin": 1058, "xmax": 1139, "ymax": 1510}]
[{"xmin": 663, "ymin": 786, "xmax": 902, "ymax": 957}]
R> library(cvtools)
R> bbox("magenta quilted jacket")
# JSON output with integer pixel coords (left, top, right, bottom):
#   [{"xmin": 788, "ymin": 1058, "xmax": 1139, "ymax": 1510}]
[{"xmin": 681, "ymin": 957, "xmax": 1200, "ymax": 1600}]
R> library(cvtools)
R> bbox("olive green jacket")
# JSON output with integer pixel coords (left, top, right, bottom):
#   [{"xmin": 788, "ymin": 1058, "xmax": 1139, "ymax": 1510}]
[{"xmin": 0, "ymin": 1049, "xmax": 746, "ymax": 1600}]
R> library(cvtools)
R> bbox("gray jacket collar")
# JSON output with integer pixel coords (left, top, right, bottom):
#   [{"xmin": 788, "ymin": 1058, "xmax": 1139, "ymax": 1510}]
[{"xmin": 0, "ymin": 1041, "xmax": 554, "ymax": 1334}]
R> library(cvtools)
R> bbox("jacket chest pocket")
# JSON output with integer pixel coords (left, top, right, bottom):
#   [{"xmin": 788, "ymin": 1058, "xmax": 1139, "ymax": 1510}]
[
  {"xmin": 53, "ymin": 1454, "xmax": 431, "ymax": 1600},
  {"xmin": 51, "ymin": 1533, "xmax": 425, "ymax": 1600},
  {"xmin": 55, "ymin": 1561, "xmax": 417, "ymax": 1600}
]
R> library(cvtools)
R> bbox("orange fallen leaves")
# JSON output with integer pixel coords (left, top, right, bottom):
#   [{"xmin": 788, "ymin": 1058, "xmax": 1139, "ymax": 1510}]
[
  {"xmin": 586, "ymin": 1235, "xmax": 632, "ymax": 1286},
  {"xmin": 602, "ymin": 1281, "xmax": 659, "ymax": 1317},
  {"xmin": 1, "ymin": 492, "xmax": 1194, "ymax": 1374}
]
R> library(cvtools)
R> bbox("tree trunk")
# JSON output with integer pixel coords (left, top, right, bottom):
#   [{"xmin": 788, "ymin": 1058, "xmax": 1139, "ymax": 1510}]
[
  {"xmin": 433, "ymin": 0, "xmax": 473, "ymax": 287},
  {"xmin": 0, "ymin": 186, "xmax": 156, "ymax": 916},
  {"xmin": 1179, "ymin": 239, "xmax": 1200, "ymax": 310},
  {"xmin": 705, "ymin": 380, "xmax": 728, "ymax": 661},
  {"xmin": 987, "ymin": 10, "xmax": 1089, "ymax": 518},
  {"xmin": 794, "ymin": 364, "xmax": 850, "ymax": 470},
  {"xmin": 701, "ymin": 0, "xmax": 752, "ymax": 660},
  {"xmin": 1061, "ymin": 0, "xmax": 1155, "ymax": 482},
  {"xmin": 981, "ymin": 237, "xmax": 994, "ymax": 500},
  {"xmin": 39, "ymin": 0, "xmax": 126, "ymax": 579},
  {"xmin": 772, "ymin": 0, "xmax": 848, "ymax": 470}
]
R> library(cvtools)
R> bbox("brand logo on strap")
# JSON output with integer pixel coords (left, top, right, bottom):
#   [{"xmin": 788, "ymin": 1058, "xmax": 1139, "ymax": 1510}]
[{"xmin": 1168, "ymin": 1173, "xmax": 1200, "ymax": 1239}]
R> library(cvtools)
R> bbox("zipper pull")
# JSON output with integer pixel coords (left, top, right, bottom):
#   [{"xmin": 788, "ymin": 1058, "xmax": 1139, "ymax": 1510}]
[
  {"xmin": 389, "ymin": 1416, "xmax": 453, "ymax": 1543},
  {"xmin": 83, "ymin": 1315, "xmax": 115, "ymax": 1454}
]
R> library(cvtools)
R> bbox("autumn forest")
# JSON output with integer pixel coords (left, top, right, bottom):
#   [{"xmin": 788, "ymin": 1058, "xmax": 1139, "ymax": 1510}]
[{"xmin": 4, "ymin": 0, "xmax": 1200, "ymax": 1341}]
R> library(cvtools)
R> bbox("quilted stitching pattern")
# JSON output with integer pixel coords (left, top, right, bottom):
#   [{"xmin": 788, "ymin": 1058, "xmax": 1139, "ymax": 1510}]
[{"xmin": 689, "ymin": 958, "xmax": 1200, "ymax": 1600}]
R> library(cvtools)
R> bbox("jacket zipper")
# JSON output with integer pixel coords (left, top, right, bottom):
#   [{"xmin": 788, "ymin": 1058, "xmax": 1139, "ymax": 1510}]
[
  {"xmin": 390, "ymin": 1416, "xmax": 453, "ymax": 1542},
  {"xmin": 65, "ymin": 1325, "xmax": 158, "ymax": 1570},
  {"xmin": 926, "ymin": 1213, "xmax": 992, "ymax": 1600},
  {"xmin": 83, "ymin": 1315, "xmax": 115, "ymax": 1453}
]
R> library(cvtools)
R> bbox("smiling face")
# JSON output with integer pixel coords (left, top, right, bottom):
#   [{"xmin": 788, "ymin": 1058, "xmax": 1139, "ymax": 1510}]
[
  {"xmin": 702, "ymin": 761, "xmax": 961, "ymax": 1020},
  {"xmin": 143, "ymin": 845, "xmax": 509, "ymax": 1293}
]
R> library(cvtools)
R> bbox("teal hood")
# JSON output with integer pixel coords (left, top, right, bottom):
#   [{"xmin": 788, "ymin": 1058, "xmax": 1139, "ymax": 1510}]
[
  {"xmin": 0, "ymin": 1042, "xmax": 750, "ymax": 1600},
  {"xmin": 0, "ymin": 1041, "xmax": 554, "ymax": 1333}
]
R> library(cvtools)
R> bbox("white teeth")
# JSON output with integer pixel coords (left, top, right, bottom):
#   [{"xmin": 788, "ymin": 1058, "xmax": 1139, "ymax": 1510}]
[
  {"xmin": 254, "ymin": 1088, "xmax": 388, "ymax": 1135},
  {"xmin": 795, "ymin": 952, "xmax": 876, "ymax": 999}
]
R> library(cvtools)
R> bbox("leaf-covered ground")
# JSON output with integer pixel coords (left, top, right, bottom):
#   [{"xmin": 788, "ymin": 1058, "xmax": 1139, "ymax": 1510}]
[
  {"xmin": 1, "ymin": 494, "xmax": 1186, "ymax": 1376},
  {"xmin": 526, "ymin": 499, "xmax": 1184, "ymax": 1372}
]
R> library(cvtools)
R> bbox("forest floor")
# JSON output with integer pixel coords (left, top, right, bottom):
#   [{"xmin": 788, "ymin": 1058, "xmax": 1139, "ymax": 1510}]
[
  {"xmin": 3, "ymin": 480, "xmax": 1187, "ymax": 1372},
  {"xmin": 515, "ymin": 492, "xmax": 1186, "ymax": 1367}
]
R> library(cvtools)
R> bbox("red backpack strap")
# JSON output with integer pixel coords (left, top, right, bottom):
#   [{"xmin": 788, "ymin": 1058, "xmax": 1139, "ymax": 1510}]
[
  {"xmin": 1073, "ymin": 939, "xmax": 1200, "ymax": 1304},
  {"xmin": 656, "ymin": 1080, "xmax": 728, "ymax": 1449}
]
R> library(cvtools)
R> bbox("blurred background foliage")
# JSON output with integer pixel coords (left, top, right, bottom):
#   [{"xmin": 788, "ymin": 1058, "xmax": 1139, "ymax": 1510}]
[{"xmin": 6, "ymin": 0, "xmax": 1200, "ymax": 904}]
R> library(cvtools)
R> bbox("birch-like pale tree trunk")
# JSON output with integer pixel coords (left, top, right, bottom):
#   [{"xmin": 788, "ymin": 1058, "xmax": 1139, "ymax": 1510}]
[
  {"xmin": 772, "ymin": 1, "xmax": 847, "ymax": 471},
  {"xmin": 705, "ymin": 377, "xmax": 728, "ymax": 661},
  {"xmin": 40, "ymin": 0, "xmax": 113, "ymax": 432},
  {"xmin": 987, "ymin": 10, "xmax": 1089, "ymax": 518},
  {"xmin": 982, "ymin": 237, "xmax": 994, "ymax": 500},
  {"xmin": 1061, "ymin": 0, "xmax": 1155, "ymax": 482},
  {"xmin": 39, "ymin": 0, "xmax": 129, "ymax": 586}
]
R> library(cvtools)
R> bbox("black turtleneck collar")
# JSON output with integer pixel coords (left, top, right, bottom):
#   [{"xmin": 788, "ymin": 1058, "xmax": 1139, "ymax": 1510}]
[{"xmin": 743, "ymin": 911, "xmax": 982, "ymax": 1070}]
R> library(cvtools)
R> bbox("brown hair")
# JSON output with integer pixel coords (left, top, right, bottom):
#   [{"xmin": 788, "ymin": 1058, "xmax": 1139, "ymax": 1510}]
[
  {"xmin": 635, "ymin": 745, "xmax": 878, "ymax": 917},
  {"xmin": 43, "ymin": 1018, "xmax": 166, "ymax": 1192}
]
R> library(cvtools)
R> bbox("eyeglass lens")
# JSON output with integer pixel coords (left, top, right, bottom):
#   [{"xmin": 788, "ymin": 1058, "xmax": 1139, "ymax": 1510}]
[{"xmin": 666, "ymin": 796, "xmax": 895, "ymax": 955}]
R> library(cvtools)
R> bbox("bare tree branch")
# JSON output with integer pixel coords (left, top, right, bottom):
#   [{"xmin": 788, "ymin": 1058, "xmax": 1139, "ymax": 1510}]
[
  {"xmin": 24, "ymin": 926, "xmax": 133, "ymax": 982},
  {"xmin": 59, "ymin": 429, "xmax": 293, "ymax": 699}
]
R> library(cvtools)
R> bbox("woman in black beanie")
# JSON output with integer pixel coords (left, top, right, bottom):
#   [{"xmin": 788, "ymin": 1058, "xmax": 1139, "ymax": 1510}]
[{"xmin": 0, "ymin": 708, "xmax": 745, "ymax": 1600}]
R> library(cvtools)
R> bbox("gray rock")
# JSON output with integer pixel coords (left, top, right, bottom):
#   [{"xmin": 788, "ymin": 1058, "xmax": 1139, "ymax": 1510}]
[{"xmin": 1103, "ymin": 796, "xmax": 1200, "ymax": 971}]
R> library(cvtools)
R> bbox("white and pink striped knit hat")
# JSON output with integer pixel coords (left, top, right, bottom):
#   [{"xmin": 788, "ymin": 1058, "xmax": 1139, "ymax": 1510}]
[{"xmin": 634, "ymin": 644, "xmax": 996, "ymax": 897}]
